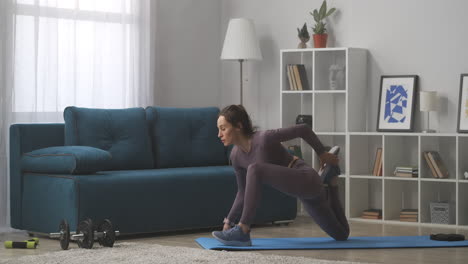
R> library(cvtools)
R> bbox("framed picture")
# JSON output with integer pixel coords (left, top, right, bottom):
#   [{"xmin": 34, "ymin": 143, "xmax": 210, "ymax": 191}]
[
  {"xmin": 457, "ymin": 74, "xmax": 468, "ymax": 133},
  {"xmin": 377, "ymin": 75, "xmax": 418, "ymax": 132}
]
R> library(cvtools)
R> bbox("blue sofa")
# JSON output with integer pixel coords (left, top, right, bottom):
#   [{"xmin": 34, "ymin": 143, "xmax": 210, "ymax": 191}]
[{"xmin": 10, "ymin": 107, "xmax": 296, "ymax": 234}]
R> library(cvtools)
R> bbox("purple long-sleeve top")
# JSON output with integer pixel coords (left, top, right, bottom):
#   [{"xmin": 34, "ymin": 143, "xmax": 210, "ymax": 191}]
[{"xmin": 226, "ymin": 124, "xmax": 326, "ymax": 222}]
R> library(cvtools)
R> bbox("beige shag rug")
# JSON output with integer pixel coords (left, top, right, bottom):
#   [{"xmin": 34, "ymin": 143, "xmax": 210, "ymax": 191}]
[{"xmin": 1, "ymin": 242, "xmax": 367, "ymax": 264}]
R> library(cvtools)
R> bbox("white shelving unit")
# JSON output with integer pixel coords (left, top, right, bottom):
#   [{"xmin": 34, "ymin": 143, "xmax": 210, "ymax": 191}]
[{"xmin": 280, "ymin": 47, "xmax": 468, "ymax": 229}]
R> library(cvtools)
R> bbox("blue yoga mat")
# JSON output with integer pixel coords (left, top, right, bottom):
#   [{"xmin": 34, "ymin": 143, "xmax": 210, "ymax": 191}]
[{"xmin": 196, "ymin": 236, "xmax": 468, "ymax": 250}]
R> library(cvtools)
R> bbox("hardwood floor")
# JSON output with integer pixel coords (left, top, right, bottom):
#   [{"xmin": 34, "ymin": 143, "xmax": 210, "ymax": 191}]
[{"xmin": 1, "ymin": 216, "xmax": 468, "ymax": 263}]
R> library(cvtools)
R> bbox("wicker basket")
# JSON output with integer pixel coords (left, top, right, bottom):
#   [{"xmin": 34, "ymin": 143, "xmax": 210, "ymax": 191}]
[{"xmin": 430, "ymin": 202, "xmax": 453, "ymax": 224}]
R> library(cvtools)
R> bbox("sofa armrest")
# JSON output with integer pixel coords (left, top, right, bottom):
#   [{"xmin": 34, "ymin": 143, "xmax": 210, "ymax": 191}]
[
  {"xmin": 22, "ymin": 146, "xmax": 112, "ymax": 174},
  {"xmin": 10, "ymin": 123, "xmax": 65, "ymax": 229}
]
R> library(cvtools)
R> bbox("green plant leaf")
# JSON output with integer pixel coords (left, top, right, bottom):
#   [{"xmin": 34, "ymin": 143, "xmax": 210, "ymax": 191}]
[
  {"xmin": 326, "ymin": 8, "xmax": 336, "ymax": 18},
  {"xmin": 298, "ymin": 23, "xmax": 310, "ymax": 38},
  {"xmin": 319, "ymin": 0, "xmax": 327, "ymax": 19},
  {"xmin": 313, "ymin": 21, "xmax": 326, "ymax": 34},
  {"xmin": 313, "ymin": 9, "xmax": 319, "ymax": 22},
  {"xmin": 312, "ymin": 24, "xmax": 318, "ymax": 34}
]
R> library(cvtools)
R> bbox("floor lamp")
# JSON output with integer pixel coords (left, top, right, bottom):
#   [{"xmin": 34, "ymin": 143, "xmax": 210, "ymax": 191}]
[{"xmin": 221, "ymin": 18, "xmax": 262, "ymax": 105}]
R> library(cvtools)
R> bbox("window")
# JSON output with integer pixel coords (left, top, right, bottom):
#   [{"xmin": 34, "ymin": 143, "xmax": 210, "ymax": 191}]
[{"xmin": 13, "ymin": 0, "xmax": 145, "ymax": 112}]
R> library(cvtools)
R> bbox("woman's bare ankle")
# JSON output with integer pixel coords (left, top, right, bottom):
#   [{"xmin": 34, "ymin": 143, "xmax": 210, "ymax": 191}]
[{"xmin": 238, "ymin": 223, "xmax": 250, "ymax": 234}]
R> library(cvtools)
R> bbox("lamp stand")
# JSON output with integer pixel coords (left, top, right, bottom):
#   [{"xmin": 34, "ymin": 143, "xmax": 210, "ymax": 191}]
[
  {"xmin": 238, "ymin": 59, "xmax": 244, "ymax": 105},
  {"xmin": 422, "ymin": 111, "xmax": 436, "ymax": 133}
]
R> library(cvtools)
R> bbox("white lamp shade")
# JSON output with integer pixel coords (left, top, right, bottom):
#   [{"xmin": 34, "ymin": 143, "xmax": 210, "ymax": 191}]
[
  {"xmin": 221, "ymin": 18, "xmax": 262, "ymax": 61},
  {"xmin": 420, "ymin": 91, "xmax": 438, "ymax": 112}
]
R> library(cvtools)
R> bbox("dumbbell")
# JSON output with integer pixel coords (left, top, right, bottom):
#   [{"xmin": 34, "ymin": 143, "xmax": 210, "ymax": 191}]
[
  {"xmin": 50, "ymin": 218, "xmax": 94, "ymax": 250},
  {"xmin": 4, "ymin": 238, "xmax": 39, "ymax": 249},
  {"xmin": 50, "ymin": 218, "xmax": 120, "ymax": 250},
  {"xmin": 95, "ymin": 219, "xmax": 120, "ymax": 247}
]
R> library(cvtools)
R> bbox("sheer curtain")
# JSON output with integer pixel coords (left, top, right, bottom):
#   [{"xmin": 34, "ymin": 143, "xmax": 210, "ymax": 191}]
[
  {"xmin": 0, "ymin": 0, "xmax": 16, "ymax": 231},
  {"xmin": 0, "ymin": 0, "xmax": 155, "ymax": 230}
]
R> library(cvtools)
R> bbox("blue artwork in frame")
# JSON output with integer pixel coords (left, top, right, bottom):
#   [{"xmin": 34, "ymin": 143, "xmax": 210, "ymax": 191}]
[{"xmin": 377, "ymin": 75, "xmax": 418, "ymax": 132}]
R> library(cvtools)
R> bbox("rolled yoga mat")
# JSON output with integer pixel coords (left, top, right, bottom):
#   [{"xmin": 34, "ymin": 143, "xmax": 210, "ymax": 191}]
[{"xmin": 196, "ymin": 236, "xmax": 468, "ymax": 250}]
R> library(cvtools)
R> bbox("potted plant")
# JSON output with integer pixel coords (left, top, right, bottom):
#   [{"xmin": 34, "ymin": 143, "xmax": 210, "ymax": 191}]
[
  {"xmin": 297, "ymin": 23, "xmax": 310, "ymax": 49},
  {"xmin": 310, "ymin": 0, "xmax": 336, "ymax": 48}
]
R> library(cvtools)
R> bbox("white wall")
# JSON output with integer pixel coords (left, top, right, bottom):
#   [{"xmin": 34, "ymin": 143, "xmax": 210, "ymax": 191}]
[
  {"xmin": 154, "ymin": 0, "xmax": 222, "ymax": 108},
  {"xmin": 220, "ymin": 0, "xmax": 468, "ymax": 132}
]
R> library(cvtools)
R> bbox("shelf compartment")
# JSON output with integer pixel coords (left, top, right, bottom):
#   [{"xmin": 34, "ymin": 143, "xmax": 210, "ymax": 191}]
[
  {"xmin": 281, "ymin": 51, "xmax": 312, "ymax": 91},
  {"xmin": 314, "ymin": 50, "xmax": 346, "ymax": 91},
  {"xmin": 383, "ymin": 179, "xmax": 418, "ymax": 222},
  {"xmin": 383, "ymin": 135, "xmax": 418, "ymax": 177},
  {"xmin": 458, "ymin": 182, "xmax": 468, "ymax": 226},
  {"xmin": 313, "ymin": 93, "xmax": 346, "ymax": 132},
  {"xmin": 458, "ymin": 137, "xmax": 468, "ymax": 180},
  {"xmin": 281, "ymin": 93, "xmax": 313, "ymax": 165},
  {"xmin": 281, "ymin": 93, "xmax": 312, "ymax": 128},
  {"xmin": 314, "ymin": 134, "xmax": 346, "ymax": 173},
  {"xmin": 349, "ymin": 135, "xmax": 383, "ymax": 176},
  {"xmin": 420, "ymin": 181, "xmax": 456, "ymax": 225},
  {"xmin": 349, "ymin": 178, "xmax": 382, "ymax": 219},
  {"xmin": 420, "ymin": 136, "xmax": 456, "ymax": 179}
]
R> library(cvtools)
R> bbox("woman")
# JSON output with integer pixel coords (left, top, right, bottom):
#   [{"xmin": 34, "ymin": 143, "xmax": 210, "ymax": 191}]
[{"xmin": 212, "ymin": 105, "xmax": 348, "ymax": 246}]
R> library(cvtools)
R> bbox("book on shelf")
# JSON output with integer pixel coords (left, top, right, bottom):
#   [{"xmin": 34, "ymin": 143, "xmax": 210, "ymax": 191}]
[
  {"xmin": 361, "ymin": 209, "xmax": 382, "ymax": 219},
  {"xmin": 395, "ymin": 166, "xmax": 418, "ymax": 171},
  {"xmin": 400, "ymin": 209, "xmax": 418, "ymax": 215},
  {"xmin": 399, "ymin": 215, "xmax": 418, "ymax": 219},
  {"xmin": 297, "ymin": 64, "xmax": 310, "ymax": 90},
  {"xmin": 394, "ymin": 172, "xmax": 418, "ymax": 178},
  {"xmin": 293, "ymin": 65, "xmax": 303, "ymax": 90},
  {"xmin": 394, "ymin": 166, "xmax": 418, "ymax": 178},
  {"xmin": 362, "ymin": 208, "xmax": 382, "ymax": 216},
  {"xmin": 285, "ymin": 64, "xmax": 310, "ymax": 91},
  {"xmin": 426, "ymin": 151, "xmax": 449, "ymax": 178},
  {"xmin": 399, "ymin": 208, "xmax": 418, "ymax": 222},
  {"xmin": 286, "ymin": 65, "xmax": 295, "ymax": 90},
  {"xmin": 423, "ymin": 151, "xmax": 439, "ymax": 178},
  {"xmin": 372, "ymin": 148, "xmax": 383, "ymax": 176},
  {"xmin": 288, "ymin": 65, "xmax": 299, "ymax": 90}
]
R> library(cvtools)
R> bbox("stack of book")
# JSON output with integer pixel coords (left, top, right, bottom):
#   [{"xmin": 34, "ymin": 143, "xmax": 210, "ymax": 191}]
[
  {"xmin": 399, "ymin": 209, "xmax": 418, "ymax": 222},
  {"xmin": 361, "ymin": 209, "xmax": 382, "ymax": 220},
  {"xmin": 422, "ymin": 151, "xmax": 449, "ymax": 178},
  {"xmin": 394, "ymin": 166, "xmax": 418, "ymax": 178},
  {"xmin": 286, "ymin": 64, "xmax": 310, "ymax": 91}
]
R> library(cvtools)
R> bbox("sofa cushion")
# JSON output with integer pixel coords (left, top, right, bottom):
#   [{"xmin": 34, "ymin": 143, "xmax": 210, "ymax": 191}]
[
  {"xmin": 22, "ymin": 146, "xmax": 112, "ymax": 174},
  {"xmin": 64, "ymin": 107, "xmax": 154, "ymax": 170},
  {"xmin": 146, "ymin": 107, "xmax": 227, "ymax": 168}
]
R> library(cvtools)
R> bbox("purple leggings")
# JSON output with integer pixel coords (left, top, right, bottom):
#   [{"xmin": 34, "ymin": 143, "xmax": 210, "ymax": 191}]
[{"xmin": 240, "ymin": 159, "xmax": 349, "ymax": 241}]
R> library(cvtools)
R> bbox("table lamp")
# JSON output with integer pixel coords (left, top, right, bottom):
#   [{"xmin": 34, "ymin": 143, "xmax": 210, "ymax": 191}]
[{"xmin": 420, "ymin": 91, "xmax": 438, "ymax": 133}]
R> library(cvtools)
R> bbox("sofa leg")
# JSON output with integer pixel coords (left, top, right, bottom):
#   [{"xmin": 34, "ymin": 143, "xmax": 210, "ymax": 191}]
[{"xmin": 272, "ymin": 220, "xmax": 294, "ymax": 226}]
